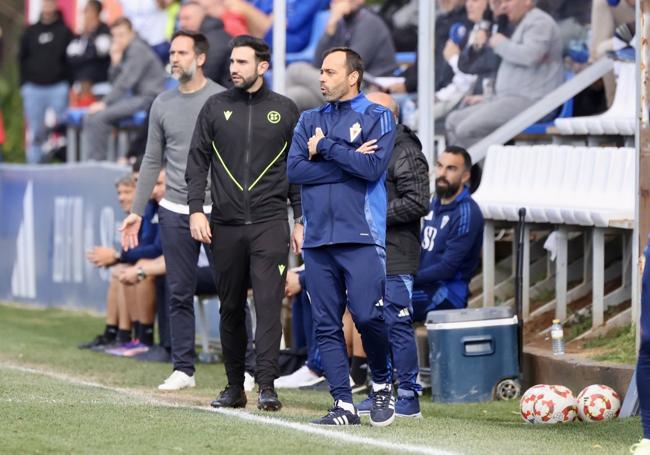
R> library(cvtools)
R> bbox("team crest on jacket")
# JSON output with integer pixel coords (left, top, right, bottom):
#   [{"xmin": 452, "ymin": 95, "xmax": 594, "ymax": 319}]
[
  {"xmin": 224, "ymin": 110, "xmax": 232, "ymax": 120},
  {"xmin": 349, "ymin": 122, "xmax": 362, "ymax": 141},
  {"xmin": 441, "ymin": 215, "xmax": 450, "ymax": 229},
  {"xmin": 267, "ymin": 111, "xmax": 281, "ymax": 124}
]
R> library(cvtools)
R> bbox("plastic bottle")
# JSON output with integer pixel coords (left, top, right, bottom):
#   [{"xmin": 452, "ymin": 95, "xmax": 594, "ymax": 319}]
[{"xmin": 551, "ymin": 319, "xmax": 565, "ymax": 355}]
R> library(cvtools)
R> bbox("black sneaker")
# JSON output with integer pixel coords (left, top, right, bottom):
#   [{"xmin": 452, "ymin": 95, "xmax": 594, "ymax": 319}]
[
  {"xmin": 211, "ymin": 385, "xmax": 247, "ymax": 408},
  {"xmin": 257, "ymin": 385, "xmax": 282, "ymax": 411},
  {"xmin": 370, "ymin": 385, "xmax": 395, "ymax": 427},
  {"xmin": 311, "ymin": 402, "xmax": 361, "ymax": 425},
  {"xmin": 78, "ymin": 334, "xmax": 112, "ymax": 350}
]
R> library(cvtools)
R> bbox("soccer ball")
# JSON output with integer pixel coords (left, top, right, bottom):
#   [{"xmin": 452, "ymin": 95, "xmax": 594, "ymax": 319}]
[
  {"xmin": 577, "ymin": 384, "xmax": 621, "ymax": 422},
  {"xmin": 520, "ymin": 384, "xmax": 550, "ymax": 423},
  {"xmin": 520, "ymin": 384, "xmax": 578, "ymax": 424}
]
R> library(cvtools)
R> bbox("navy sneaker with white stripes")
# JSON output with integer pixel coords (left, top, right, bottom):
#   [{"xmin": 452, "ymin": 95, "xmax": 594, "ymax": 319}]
[
  {"xmin": 369, "ymin": 385, "xmax": 395, "ymax": 427},
  {"xmin": 311, "ymin": 402, "xmax": 360, "ymax": 426}
]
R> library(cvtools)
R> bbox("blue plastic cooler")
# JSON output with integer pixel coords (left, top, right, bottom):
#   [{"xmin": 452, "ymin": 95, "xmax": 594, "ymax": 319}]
[{"xmin": 426, "ymin": 306, "xmax": 520, "ymax": 403}]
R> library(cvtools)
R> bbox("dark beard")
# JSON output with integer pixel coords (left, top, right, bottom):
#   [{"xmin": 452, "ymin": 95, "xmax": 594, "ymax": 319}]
[
  {"xmin": 234, "ymin": 73, "xmax": 259, "ymax": 91},
  {"xmin": 435, "ymin": 177, "xmax": 460, "ymax": 199}
]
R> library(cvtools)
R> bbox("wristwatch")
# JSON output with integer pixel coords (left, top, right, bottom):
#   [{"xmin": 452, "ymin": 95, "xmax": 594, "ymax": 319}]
[
  {"xmin": 294, "ymin": 216, "xmax": 304, "ymax": 225},
  {"xmin": 137, "ymin": 267, "xmax": 146, "ymax": 282}
]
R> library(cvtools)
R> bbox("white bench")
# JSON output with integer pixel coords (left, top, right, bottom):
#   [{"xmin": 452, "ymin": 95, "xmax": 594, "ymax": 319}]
[
  {"xmin": 554, "ymin": 62, "xmax": 635, "ymax": 136},
  {"xmin": 473, "ymin": 145, "xmax": 633, "ymax": 330}
]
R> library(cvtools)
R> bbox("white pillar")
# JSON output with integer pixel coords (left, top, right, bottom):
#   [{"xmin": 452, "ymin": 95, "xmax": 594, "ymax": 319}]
[
  {"xmin": 418, "ymin": 0, "xmax": 436, "ymax": 167},
  {"xmin": 272, "ymin": 0, "xmax": 287, "ymax": 94}
]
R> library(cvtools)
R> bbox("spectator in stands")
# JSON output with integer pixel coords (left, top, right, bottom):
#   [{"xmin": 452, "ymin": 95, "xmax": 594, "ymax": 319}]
[
  {"xmin": 590, "ymin": 0, "xmax": 635, "ymax": 105},
  {"xmin": 178, "ymin": 1, "xmax": 232, "ymax": 87},
  {"xmin": 412, "ymin": 146, "xmax": 483, "ymax": 320},
  {"xmin": 196, "ymin": 0, "xmax": 249, "ymax": 37},
  {"xmin": 457, "ymin": 0, "xmax": 506, "ymax": 106},
  {"xmin": 222, "ymin": 0, "xmax": 329, "ymax": 52},
  {"xmin": 285, "ymin": 0, "xmax": 398, "ymax": 111},
  {"xmin": 19, "ymin": 0, "xmax": 73, "ymax": 164},
  {"xmin": 66, "ymin": 0, "xmax": 112, "ymax": 108},
  {"xmin": 81, "ymin": 168, "xmax": 163, "ymax": 351},
  {"xmin": 80, "ymin": 17, "xmax": 166, "ymax": 161},
  {"xmin": 378, "ymin": 0, "xmax": 418, "ymax": 53},
  {"xmin": 121, "ymin": 0, "xmax": 173, "ymax": 62},
  {"xmin": 388, "ymin": 0, "xmax": 471, "ymax": 96},
  {"xmin": 445, "ymin": 0, "xmax": 563, "ymax": 148}
]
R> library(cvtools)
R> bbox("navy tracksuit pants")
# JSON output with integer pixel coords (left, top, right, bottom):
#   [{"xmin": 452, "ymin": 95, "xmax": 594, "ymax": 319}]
[
  {"xmin": 303, "ymin": 244, "xmax": 391, "ymax": 404},
  {"xmin": 384, "ymin": 274, "xmax": 420, "ymax": 393},
  {"xmin": 637, "ymin": 236, "xmax": 650, "ymax": 438}
]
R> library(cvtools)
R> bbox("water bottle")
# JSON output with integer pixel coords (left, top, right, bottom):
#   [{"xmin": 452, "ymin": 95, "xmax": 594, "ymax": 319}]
[{"xmin": 551, "ymin": 319, "xmax": 565, "ymax": 355}]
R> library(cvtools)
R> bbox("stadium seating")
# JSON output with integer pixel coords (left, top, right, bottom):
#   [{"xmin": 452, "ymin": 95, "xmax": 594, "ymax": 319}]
[
  {"xmin": 521, "ymin": 73, "xmax": 574, "ymax": 135},
  {"xmin": 554, "ymin": 62, "xmax": 635, "ymax": 136},
  {"xmin": 474, "ymin": 144, "xmax": 633, "ymax": 330},
  {"xmin": 473, "ymin": 145, "xmax": 634, "ymax": 227}
]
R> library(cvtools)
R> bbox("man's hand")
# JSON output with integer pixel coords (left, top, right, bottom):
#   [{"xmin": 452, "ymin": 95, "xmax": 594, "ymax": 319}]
[
  {"xmin": 285, "ymin": 270, "xmax": 302, "ymax": 297},
  {"xmin": 443, "ymin": 39, "xmax": 460, "ymax": 62},
  {"xmin": 119, "ymin": 213, "xmax": 142, "ymax": 251},
  {"xmin": 326, "ymin": 1, "xmax": 350, "ymax": 35},
  {"xmin": 356, "ymin": 139, "xmax": 377, "ymax": 154},
  {"xmin": 308, "ymin": 127, "xmax": 325, "ymax": 160},
  {"xmin": 190, "ymin": 212, "xmax": 212, "ymax": 243},
  {"xmin": 291, "ymin": 223, "xmax": 304, "ymax": 255},
  {"xmin": 473, "ymin": 29, "xmax": 488, "ymax": 48},
  {"xmin": 87, "ymin": 101, "xmax": 106, "ymax": 114},
  {"xmin": 117, "ymin": 266, "xmax": 140, "ymax": 285},
  {"xmin": 464, "ymin": 94, "xmax": 485, "ymax": 105},
  {"xmin": 489, "ymin": 33, "xmax": 507, "ymax": 49},
  {"xmin": 388, "ymin": 82, "xmax": 407, "ymax": 94},
  {"xmin": 87, "ymin": 246, "xmax": 118, "ymax": 268}
]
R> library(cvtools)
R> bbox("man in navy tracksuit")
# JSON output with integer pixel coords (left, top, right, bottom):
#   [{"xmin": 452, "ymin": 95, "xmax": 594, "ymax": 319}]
[
  {"xmin": 412, "ymin": 146, "xmax": 484, "ymax": 321},
  {"xmin": 287, "ymin": 47, "xmax": 397, "ymax": 427}
]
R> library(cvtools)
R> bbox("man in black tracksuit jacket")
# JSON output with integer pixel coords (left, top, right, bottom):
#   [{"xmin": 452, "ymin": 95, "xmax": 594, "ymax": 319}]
[{"xmin": 185, "ymin": 36, "xmax": 301, "ymax": 412}]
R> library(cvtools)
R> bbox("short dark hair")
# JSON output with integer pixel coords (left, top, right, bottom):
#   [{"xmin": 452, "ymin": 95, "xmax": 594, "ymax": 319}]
[
  {"xmin": 86, "ymin": 0, "xmax": 102, "ymax": 15},
  {"xmin": 443, "ymin": 145, "xmax": 472, "ymax": 172},
  {"xmin": 172, "ymin": 30, "xmax": 210, "ymax": 59},
  {"xmin": 322, "ymin": 47, "xmax": 364, "ymax": 90},
  {"xmin": 111, "ymin": 16, "xmax": 133, "ymax": 31},
  {"xmin": 229, "ymin": 35, "xmax": 271, "ymax": 63}
]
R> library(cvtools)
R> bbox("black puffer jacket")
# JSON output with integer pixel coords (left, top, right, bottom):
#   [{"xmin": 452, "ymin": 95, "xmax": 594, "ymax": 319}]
[{"xmin": 386, "ymin": 124, "xmax": 430, "ymax": 276}]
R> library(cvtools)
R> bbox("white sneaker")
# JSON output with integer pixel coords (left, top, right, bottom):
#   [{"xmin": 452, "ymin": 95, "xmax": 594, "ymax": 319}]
[
  {"xmin": 158, "ymin": 370, "xmax": 196, "ymax": 391},
  {"xmin": 274, "ymin": 365, "xmax": 324, "ymax": 388},
  {"xmin": 631, "ymin": 439, "xmax": 650, "ymax": 455},
  {"xmin": 244, "ymin": 371, "xmax": 256, "ymax": 392}
]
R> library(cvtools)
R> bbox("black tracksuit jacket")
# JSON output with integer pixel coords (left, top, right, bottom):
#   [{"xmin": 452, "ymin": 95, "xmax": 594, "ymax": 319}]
[
  {"xmin": 385, "ymin": 124, "xmax": 430, "ymax": 276},
  {"xmin": 186, "ymin": 83, "xmax": 301, "ymax": 224}
]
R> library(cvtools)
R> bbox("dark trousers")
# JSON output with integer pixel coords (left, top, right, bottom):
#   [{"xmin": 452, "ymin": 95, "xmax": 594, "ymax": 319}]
[
  {"xmin": 159, "ymin": 207, "xmax": 207, "ymax": 376},
  {"xmin": 303, "ymin": 244, "xmax": 391, "ymax": 404},
  {"xmin": 638, "ymin": 236, "xmax": 650, "ymax": 438},
  {"xmin": 384, "ymin": 274, "xmax": 420, "ymax": 393},
  {"xmin": 210, "ymin": 219, "xmax": 289, "ymax": 387}
]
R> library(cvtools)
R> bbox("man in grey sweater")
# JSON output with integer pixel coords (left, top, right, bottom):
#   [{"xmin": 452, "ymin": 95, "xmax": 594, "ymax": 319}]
[
  {"xmin": 445, "ymin": 0, "xmax": 563, "ymax": 148},
  {"xmin": 120, "ymin": 31, "xmax": 225, "ymax": 391},
  {"xmin": 81, "ymin": 17, "xmax": 166, "ymax": 161},
  {"xmin": 285, "ymin": 0, "xmax": 398, "ymax": 111}
]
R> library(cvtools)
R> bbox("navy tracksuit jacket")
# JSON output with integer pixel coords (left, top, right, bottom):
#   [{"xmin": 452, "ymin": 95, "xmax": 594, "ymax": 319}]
[
  {"xmin": 412, "ymin": 188, "xmax": 484, "ymax": 320},
  {"xmin": 287, "ymin": 92, "xmax": 396, "ymax": 403}
]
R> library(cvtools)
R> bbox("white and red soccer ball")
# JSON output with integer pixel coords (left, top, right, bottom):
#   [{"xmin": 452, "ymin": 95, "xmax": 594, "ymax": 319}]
[
  {"xmin": 576, "ymin": 384, "xmax": 621, "ymax": 422},
  {"xmin": 520, "ymin": 384, "xmax": 578, "ymax": 424}
]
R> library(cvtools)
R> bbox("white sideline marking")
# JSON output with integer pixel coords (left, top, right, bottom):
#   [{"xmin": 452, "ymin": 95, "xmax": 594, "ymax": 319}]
[{"xmin": 2, "ymin": 363, "xmax": 460, "ymax": 455}]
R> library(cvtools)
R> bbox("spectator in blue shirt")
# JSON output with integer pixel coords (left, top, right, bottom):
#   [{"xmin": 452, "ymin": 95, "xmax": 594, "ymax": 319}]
[
  {"xmin": 224, "ymin": 0, "xmax": 329, "ymax": 52},
  {"xmin": 412, "ymin": 146, "xmax": 484, "ymax": 321}
]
